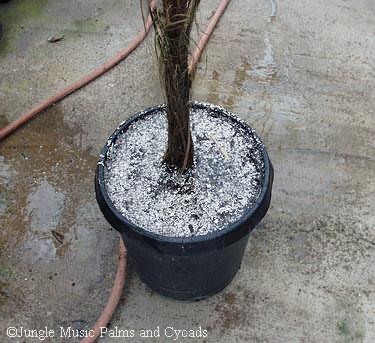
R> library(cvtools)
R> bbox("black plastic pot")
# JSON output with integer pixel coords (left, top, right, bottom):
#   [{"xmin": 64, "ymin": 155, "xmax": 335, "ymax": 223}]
[{"xmin": 95, "ymin": 102, "xmax": 274, "ymax": 300}]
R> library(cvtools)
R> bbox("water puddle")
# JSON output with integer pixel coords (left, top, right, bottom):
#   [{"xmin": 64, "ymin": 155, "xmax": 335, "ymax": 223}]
[
  {"xmin": 0, "ymin": 105, "xmax": 97, "ymax": 258},
  {"xmin": 26, "ymin": 180, "xmax": 65, "ymax": 231},
  {"xmin": 250, "ymin": 0, "xmax": 278, "ymax": 82},
  {"xmin": 23, "ymin": 180, "xmax": 65, "ymax": 263},
  {"xmin": 251, "ymin": 31, "xmax": 277, "ymax": 81},
  {"xmin": 269, "ymin": 0, "xmax": 278, "ymax": 23}
]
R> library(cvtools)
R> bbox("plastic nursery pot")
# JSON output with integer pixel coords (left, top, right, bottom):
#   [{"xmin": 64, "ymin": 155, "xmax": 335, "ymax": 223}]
[{"xmin": 95, "ymin": 102, "xmax": 274, "ymax": 300}]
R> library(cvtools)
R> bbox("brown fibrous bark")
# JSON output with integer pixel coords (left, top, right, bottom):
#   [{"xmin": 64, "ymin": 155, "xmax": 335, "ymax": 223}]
[{"xmin": 151, "ymin": 0, "xmax": 200, "ymax": 171}]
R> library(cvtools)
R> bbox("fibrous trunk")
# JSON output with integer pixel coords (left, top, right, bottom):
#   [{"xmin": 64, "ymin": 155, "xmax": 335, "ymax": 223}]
[{"xmin": 151, "ymin": 0, "xmax": 200, "ymax": 171}]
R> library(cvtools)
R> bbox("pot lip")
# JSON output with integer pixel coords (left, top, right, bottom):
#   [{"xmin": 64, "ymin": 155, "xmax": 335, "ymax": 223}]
[{"xmin": 96, "ymin": 101, "xmax": 273, "ymax": 245}]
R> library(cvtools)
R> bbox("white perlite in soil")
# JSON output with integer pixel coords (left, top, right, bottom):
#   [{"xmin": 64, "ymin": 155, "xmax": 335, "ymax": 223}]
[{"xmin": 104, "ymin": 104, "xmax": 265, "ymax": 237}]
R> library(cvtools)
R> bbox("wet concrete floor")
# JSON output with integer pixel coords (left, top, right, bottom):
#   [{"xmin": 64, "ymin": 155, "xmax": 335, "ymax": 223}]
[{"xmin": 0, "ymin": 0, "xmax": 374, "ymax": 342}]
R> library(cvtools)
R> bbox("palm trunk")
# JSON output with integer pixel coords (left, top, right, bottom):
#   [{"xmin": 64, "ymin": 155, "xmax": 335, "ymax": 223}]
[{"xmin": 151, "ymin": 0, "xmax": 200, "ymax": 171}]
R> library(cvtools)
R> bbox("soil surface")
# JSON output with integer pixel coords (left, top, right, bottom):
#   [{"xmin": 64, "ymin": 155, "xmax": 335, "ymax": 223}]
[{"xmin": 104, "ymin": 104, "xmax": 265, "ymax": 237}]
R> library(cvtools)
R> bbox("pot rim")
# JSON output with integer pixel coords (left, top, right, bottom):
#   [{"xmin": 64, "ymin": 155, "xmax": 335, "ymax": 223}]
[{"xmin": 95, "ymin": 101, "xmax": 273, "ymax": 251}]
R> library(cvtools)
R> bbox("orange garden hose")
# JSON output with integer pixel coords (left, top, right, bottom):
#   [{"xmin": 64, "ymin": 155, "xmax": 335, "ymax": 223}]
[
  {"xmin": 80, "ymin": 239, "xmax": 127, "ymax": 343},
  {"xmin": 0, "ymin": 1, "xmax": 231, "ymax": 342}
]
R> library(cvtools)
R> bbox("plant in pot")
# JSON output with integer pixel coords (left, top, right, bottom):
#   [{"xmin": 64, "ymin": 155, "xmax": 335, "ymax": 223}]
[{"xmin": 95, "ymin": 0, "xmax": 273, "ymax": 300}]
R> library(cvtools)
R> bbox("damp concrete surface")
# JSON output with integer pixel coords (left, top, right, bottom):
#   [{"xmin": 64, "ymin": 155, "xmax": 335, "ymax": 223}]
[{"xmin": 0, "ymin": 0, "xmax": 374, "ymax": 342}]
